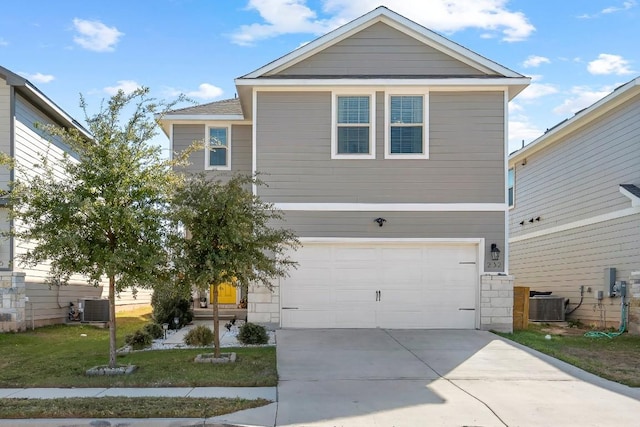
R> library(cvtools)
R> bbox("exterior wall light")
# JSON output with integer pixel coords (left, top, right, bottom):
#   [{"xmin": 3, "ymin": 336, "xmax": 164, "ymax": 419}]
[
  {"xmin": 374, "ymin": 217, "xmax": 387, "ymax": 227},
  {"xmin": 490, "ymin": 243, "xmax": 501, "ymax": 261}
]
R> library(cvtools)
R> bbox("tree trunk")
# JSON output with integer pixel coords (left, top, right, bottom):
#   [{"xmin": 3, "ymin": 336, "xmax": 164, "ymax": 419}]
[
  {"xmin": 108, "ymin": 275, "xmax": 117, "ymax": 369},
  {"xmin": 212, "ymin": 283, "xmax": 220, "ymax": 358}
]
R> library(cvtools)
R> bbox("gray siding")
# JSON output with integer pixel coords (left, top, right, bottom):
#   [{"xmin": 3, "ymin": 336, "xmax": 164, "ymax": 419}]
[
  {"xmin": 256, "ymin": 91, "xmax": 505, "ymax": 203},
  {"xmin": 25, "ymin": 282, "xmax": 103, "ymax": 327},
  {"xmin": 173, "ymin": 123, "xmax": 252, "ymax": 180},
  {"xmin": 509, "ymin": 94, "xmax": 640, "ymax": 236},
  {"xmin": 510, "ymin": 214, "xmax": 640, "ymax": 327},
  {"xmin": 273, "ymin": 22, "xmax": 484, "ymax": 77},
  {"xmin": 508, "ymin": 93, "xmax": 640, "ymax": 328},
  {"xmin": 0, "ymin": 79, "xmax": 10, "ymax": 193},
  {"xmin": 278, "ymin": 210, "xmax": 505, "ymax": 272}
]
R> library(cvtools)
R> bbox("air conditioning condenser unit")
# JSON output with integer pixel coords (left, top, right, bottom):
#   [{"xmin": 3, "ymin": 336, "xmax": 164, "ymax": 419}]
[
  {"xmin": 529, "ymin": 296, "xmax": 566, "ymax": 322},
  {"xmin": 79, "ymin": 299, "xmax": 110, "ymax": 322}
]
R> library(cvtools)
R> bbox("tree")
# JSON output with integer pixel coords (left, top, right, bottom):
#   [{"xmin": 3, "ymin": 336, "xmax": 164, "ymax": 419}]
[
  {"xmin": 9, "ymin": 88, "xmax": 185, "ymax": 368},
  {"xmin": 170, "ymin": 174, "xmax": 299, "ymax": 357}
]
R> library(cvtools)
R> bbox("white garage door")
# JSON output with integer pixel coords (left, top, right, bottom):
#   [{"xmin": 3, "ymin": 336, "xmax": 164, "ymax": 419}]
[{"xmin": 280, "ymin": 242, "xmax": 478, "ymax": 329}]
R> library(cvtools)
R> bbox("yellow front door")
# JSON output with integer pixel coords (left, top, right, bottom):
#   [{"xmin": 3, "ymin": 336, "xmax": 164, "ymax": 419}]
[{"xmin": 211, "ymin": 283, "xmax": 237, "ymax": 304}]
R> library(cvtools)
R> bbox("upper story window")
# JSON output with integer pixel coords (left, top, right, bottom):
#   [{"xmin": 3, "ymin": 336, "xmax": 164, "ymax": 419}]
[
  {"xmin": 508, "ymin": 168, "xmax": 515, "ymax": 208},
  {"xmin": 385, "ymin": 93, "xmax": 429, "ymax": 159},
  {"xmin": 331, "ymin": 93, "xmax": 375, "ymax": 159},
  {"xmin": 206, "ymin": 126, "xmax": 231, "ymax": 170}
]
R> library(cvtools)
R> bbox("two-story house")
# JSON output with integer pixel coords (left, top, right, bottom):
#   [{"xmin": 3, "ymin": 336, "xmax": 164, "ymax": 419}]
[
  {"xmin": 509, "ymin": 77, "xmax": 640, "ymax": 333},
  {"xmin": 0, "ymin": 65, "xmax": 150, "ymax": 331},
  {"xmin": 161, "ymin": 7, "xmax": 530, "ymax": 332}
]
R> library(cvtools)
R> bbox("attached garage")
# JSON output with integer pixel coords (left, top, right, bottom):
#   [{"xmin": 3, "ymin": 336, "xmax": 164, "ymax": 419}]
[{"xmin": 280, "ymin": 240, "xmax": 479, "ymax": 329}]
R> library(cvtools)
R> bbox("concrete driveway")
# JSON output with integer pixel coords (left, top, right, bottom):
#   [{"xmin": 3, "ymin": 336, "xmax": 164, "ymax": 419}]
[{"xmin": 274, "ymin": 329, "xmax": 640, "ymax": 427}]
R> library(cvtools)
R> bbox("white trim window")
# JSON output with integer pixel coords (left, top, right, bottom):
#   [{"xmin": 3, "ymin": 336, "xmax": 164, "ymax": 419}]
[
  {"xmin": 385, "ymin": 93, "xmax": 429, "ymax": 159},
  {"xmin": 331, "ymin": 93, "xmax": 375, "ymax": 159},
  {"xmin": 508, "ymin": 167, "xmax": 515, "ymax": 208},
  {"xmin": 206, "ymin": 126, "xmax": 231, "ymax": 170}
]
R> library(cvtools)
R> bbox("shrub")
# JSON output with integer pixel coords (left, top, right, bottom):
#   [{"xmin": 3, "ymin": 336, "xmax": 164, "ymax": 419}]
[
  {"xmin": 125, "ymin": 329, "xmax": 152, "ymax": 350},
  {"xmin": 151, "ymin": 289, "xmax": 194, "ymax": 329},
  {"xmin": 237, "ymin": 322, "xmax": 269, "ymax": 345},
  {"xmin": 143, "ymin": 322, "xmax": 164, "ymax": 339},
  {"xmin": 184, "ymin": 325, "xmax": 214, "ymax": 346}
]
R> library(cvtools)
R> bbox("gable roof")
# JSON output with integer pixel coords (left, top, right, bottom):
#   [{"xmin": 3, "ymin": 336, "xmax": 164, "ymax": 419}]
[
  {"xmin": 509, "ymin": 76, "xmax": 640, "ymax": 166},
  {"xmin": 0, "ymin": 65, "xmax": 91, "ymax": 138},
  {"xmin": 163, "ymin": 98, "xmax": 243, "ymax": 119},
  {"xmin": 241, "ymin": 6, "xmax": 523, "ymax": 79}
]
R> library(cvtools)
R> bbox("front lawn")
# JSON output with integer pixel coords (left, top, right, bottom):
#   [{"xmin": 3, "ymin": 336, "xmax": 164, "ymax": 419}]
[
  {"xmin": 496, "ymin": 324, "xmax": 640, "ymax": 387},
  {"xmin": 0, "ymin": 308, "xmax": 277, "ymax": 388}
]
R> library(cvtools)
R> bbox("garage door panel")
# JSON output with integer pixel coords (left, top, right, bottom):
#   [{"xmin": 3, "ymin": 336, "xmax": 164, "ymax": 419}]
[{"xmin": 280, "ymin": 242, "xmax": 478, "ymax": 329}]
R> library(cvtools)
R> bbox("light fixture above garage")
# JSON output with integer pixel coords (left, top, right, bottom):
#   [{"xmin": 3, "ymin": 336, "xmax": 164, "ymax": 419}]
[
  {"xmin": 490, "ymin": 244, "xmax": 501, "ymax": 261},
  {"xmin": 374, "ymin": 217, "xmax": 387, "ymax": 227}
]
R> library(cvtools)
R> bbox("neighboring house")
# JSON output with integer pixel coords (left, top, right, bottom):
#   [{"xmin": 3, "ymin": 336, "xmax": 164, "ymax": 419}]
[
  {"xmin": 508, "ymin": 76, "xmax": 640, "ymax": 333},
  {"xmin": 0, "ymin": 66, "xmax": 149, "ymax": 331},
  {"xmin": 161, "ymin": 7, "xmax": 530, "ymax": 332}
]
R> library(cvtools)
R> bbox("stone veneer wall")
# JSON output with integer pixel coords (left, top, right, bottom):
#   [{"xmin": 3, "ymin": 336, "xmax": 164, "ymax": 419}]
[
  {"xmin": 247, "ymin": 282, "xmax": 280, "ymax": 329},
  {"xmin": 0, "ymin": 272, "xmax": 27, "ymax": 332},
  {"xmin": 480, "ymin": 274, "xmax": 514, "ymax": 333}
]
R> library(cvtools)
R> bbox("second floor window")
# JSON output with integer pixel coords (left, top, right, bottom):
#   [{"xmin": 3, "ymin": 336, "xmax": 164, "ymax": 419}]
[
  {"xmin": 207, "ymin": 127, "xmax": 230, "ymax": 170},
  {"xmin": 389, "ymin": 95, "xmax": 424, "ymax": 155},
  {"xmin": 333, "ymin": 95, "xmax": 374, "ymax": 159}
]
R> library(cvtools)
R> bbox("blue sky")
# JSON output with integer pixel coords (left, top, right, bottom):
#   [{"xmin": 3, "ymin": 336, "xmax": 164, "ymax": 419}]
[{"xmin": 1, "ymin": 0, "xmax": 638, "ymax": 155}]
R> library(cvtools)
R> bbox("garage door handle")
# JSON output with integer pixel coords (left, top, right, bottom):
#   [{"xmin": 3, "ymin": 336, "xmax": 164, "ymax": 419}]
[
  {"xmin": 282, "ymin": 307, "xmax": 299, "ymax": 310},
  {"xmin": 458, "ymin": 308, "xmax": 475, "ymax": 311},
  {"xmin": 375, "ymin": 290, "xmax": 381, "ymax": 301}
]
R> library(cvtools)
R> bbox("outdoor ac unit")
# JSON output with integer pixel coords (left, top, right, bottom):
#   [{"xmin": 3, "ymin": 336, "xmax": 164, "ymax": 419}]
[
  {"xmin": 79, "ymin": 299, "xmax": 109, "ymax": 322},
  {"xmin": 529, "ymin": 296, "xmax": 566, "ymax": 322}
]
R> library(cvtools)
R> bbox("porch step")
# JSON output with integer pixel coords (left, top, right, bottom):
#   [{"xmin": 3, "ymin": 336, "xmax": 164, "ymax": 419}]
[{"xmin": 192, "ymin": 307, "xmax": 247, "ymax": 321}]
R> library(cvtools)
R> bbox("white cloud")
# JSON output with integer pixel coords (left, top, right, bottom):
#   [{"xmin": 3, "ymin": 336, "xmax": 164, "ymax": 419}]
[
  {"xmin": 185, "ymin": 83, "xmax": 224, "ymax": 100},
  {"xmin": 587, "ymin": 53, "xmax": 634, "ymax": 75},
  {"xmin": 72, "ymin": 18, "xmax": 123, "ymax": 52},
  {"xmin": 232, "ymin": 0, "xmax": 535, "ymax": 45},
  {"xmin": 522, "ymin": 55, "xmax": 550, "ymax": 68},
  {"xmin": 22, "ymin": 72, "xmax": 55, "ymax": 83},
  {"xmin": 552, "ymin": 85, "xmax": 614, "ymax": 116},
  {"xmin": 518, "ymin": 83, "xmax": 558, "ymax": 100},
  {"xmin": 508, "ymin": 117, "xmax": 543, "ymax": 152},
  {"xmin": 166, "ymin": 83, "xmax": 224, "ymax": 100},
  {"xmin": 578, "ymin": 1, "xmax": 636, "ymax": 18},
  {"xmin": 104, "ymin": 80, "xmax": 140, "ymax": 95},
  {"xmin": 602, "ymin": 0, "xmax": 637, "ymax": 14}
]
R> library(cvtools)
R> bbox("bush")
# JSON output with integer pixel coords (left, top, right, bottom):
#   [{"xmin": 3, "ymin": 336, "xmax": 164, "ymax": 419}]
[
  {"xmin": 143, "ymin": 322, "xmax": 164, "ymax": 339},
  {"xmin": 184, "ymin": 325, "xmax": 214, "ymax": 346},
  {"xmin": 125, "ymin": 329, "xmax": 152, "ymax": 350},
  {"xmin": 151, "ymin": 290, "xmax": 194, "ymax": 329},
  {"xmin": 237, "ymin": 322, "xmax": 269, "ymax": 345}
]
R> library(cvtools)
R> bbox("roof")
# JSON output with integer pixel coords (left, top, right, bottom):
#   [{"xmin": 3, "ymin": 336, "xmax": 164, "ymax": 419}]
[
  {"xmin": 510, "ymin": 76, "xmax": 640, "ymax": 166},
  {"xmin": 0, "ymin": 65, "xmax": 91, "ymax": 139},
  {"xmin": 167, "ymin": 98, "xmax": 242, "ymax": 116},
  {"xmin": 620, "ymin": 184, "xmax": 640, "ymax": 207},
  {"xmin": 240, "ymin": 6, "xmax": 525, "ymax": 80}
]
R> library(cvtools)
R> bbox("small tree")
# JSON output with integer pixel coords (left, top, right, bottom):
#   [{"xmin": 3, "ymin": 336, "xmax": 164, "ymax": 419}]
[
  {"xmin": 170, "ymin": 174, "xmax": 299, "ymax": 357},
  {"xmin": 8, "ymin": 88, "xmax": 185, "ymax": 368}
]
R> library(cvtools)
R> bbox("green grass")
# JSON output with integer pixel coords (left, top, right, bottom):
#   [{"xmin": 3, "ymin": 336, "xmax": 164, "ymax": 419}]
[
  {"xmin": 496, "ymin": 325, "xmax": 640, "ymax": 387},
  {"xmin": 0, "ymin": 397, "xmax": 270, "ymax": 419},
  {"xmin": 0, "ymin": 309, "xmax": 277, "ymax": 388}
]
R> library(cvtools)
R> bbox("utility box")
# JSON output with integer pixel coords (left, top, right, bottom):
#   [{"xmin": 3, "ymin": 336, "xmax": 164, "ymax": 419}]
[{"xmin": 605, "ymin": 267, "xmax": 617, "ymax": 297}]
